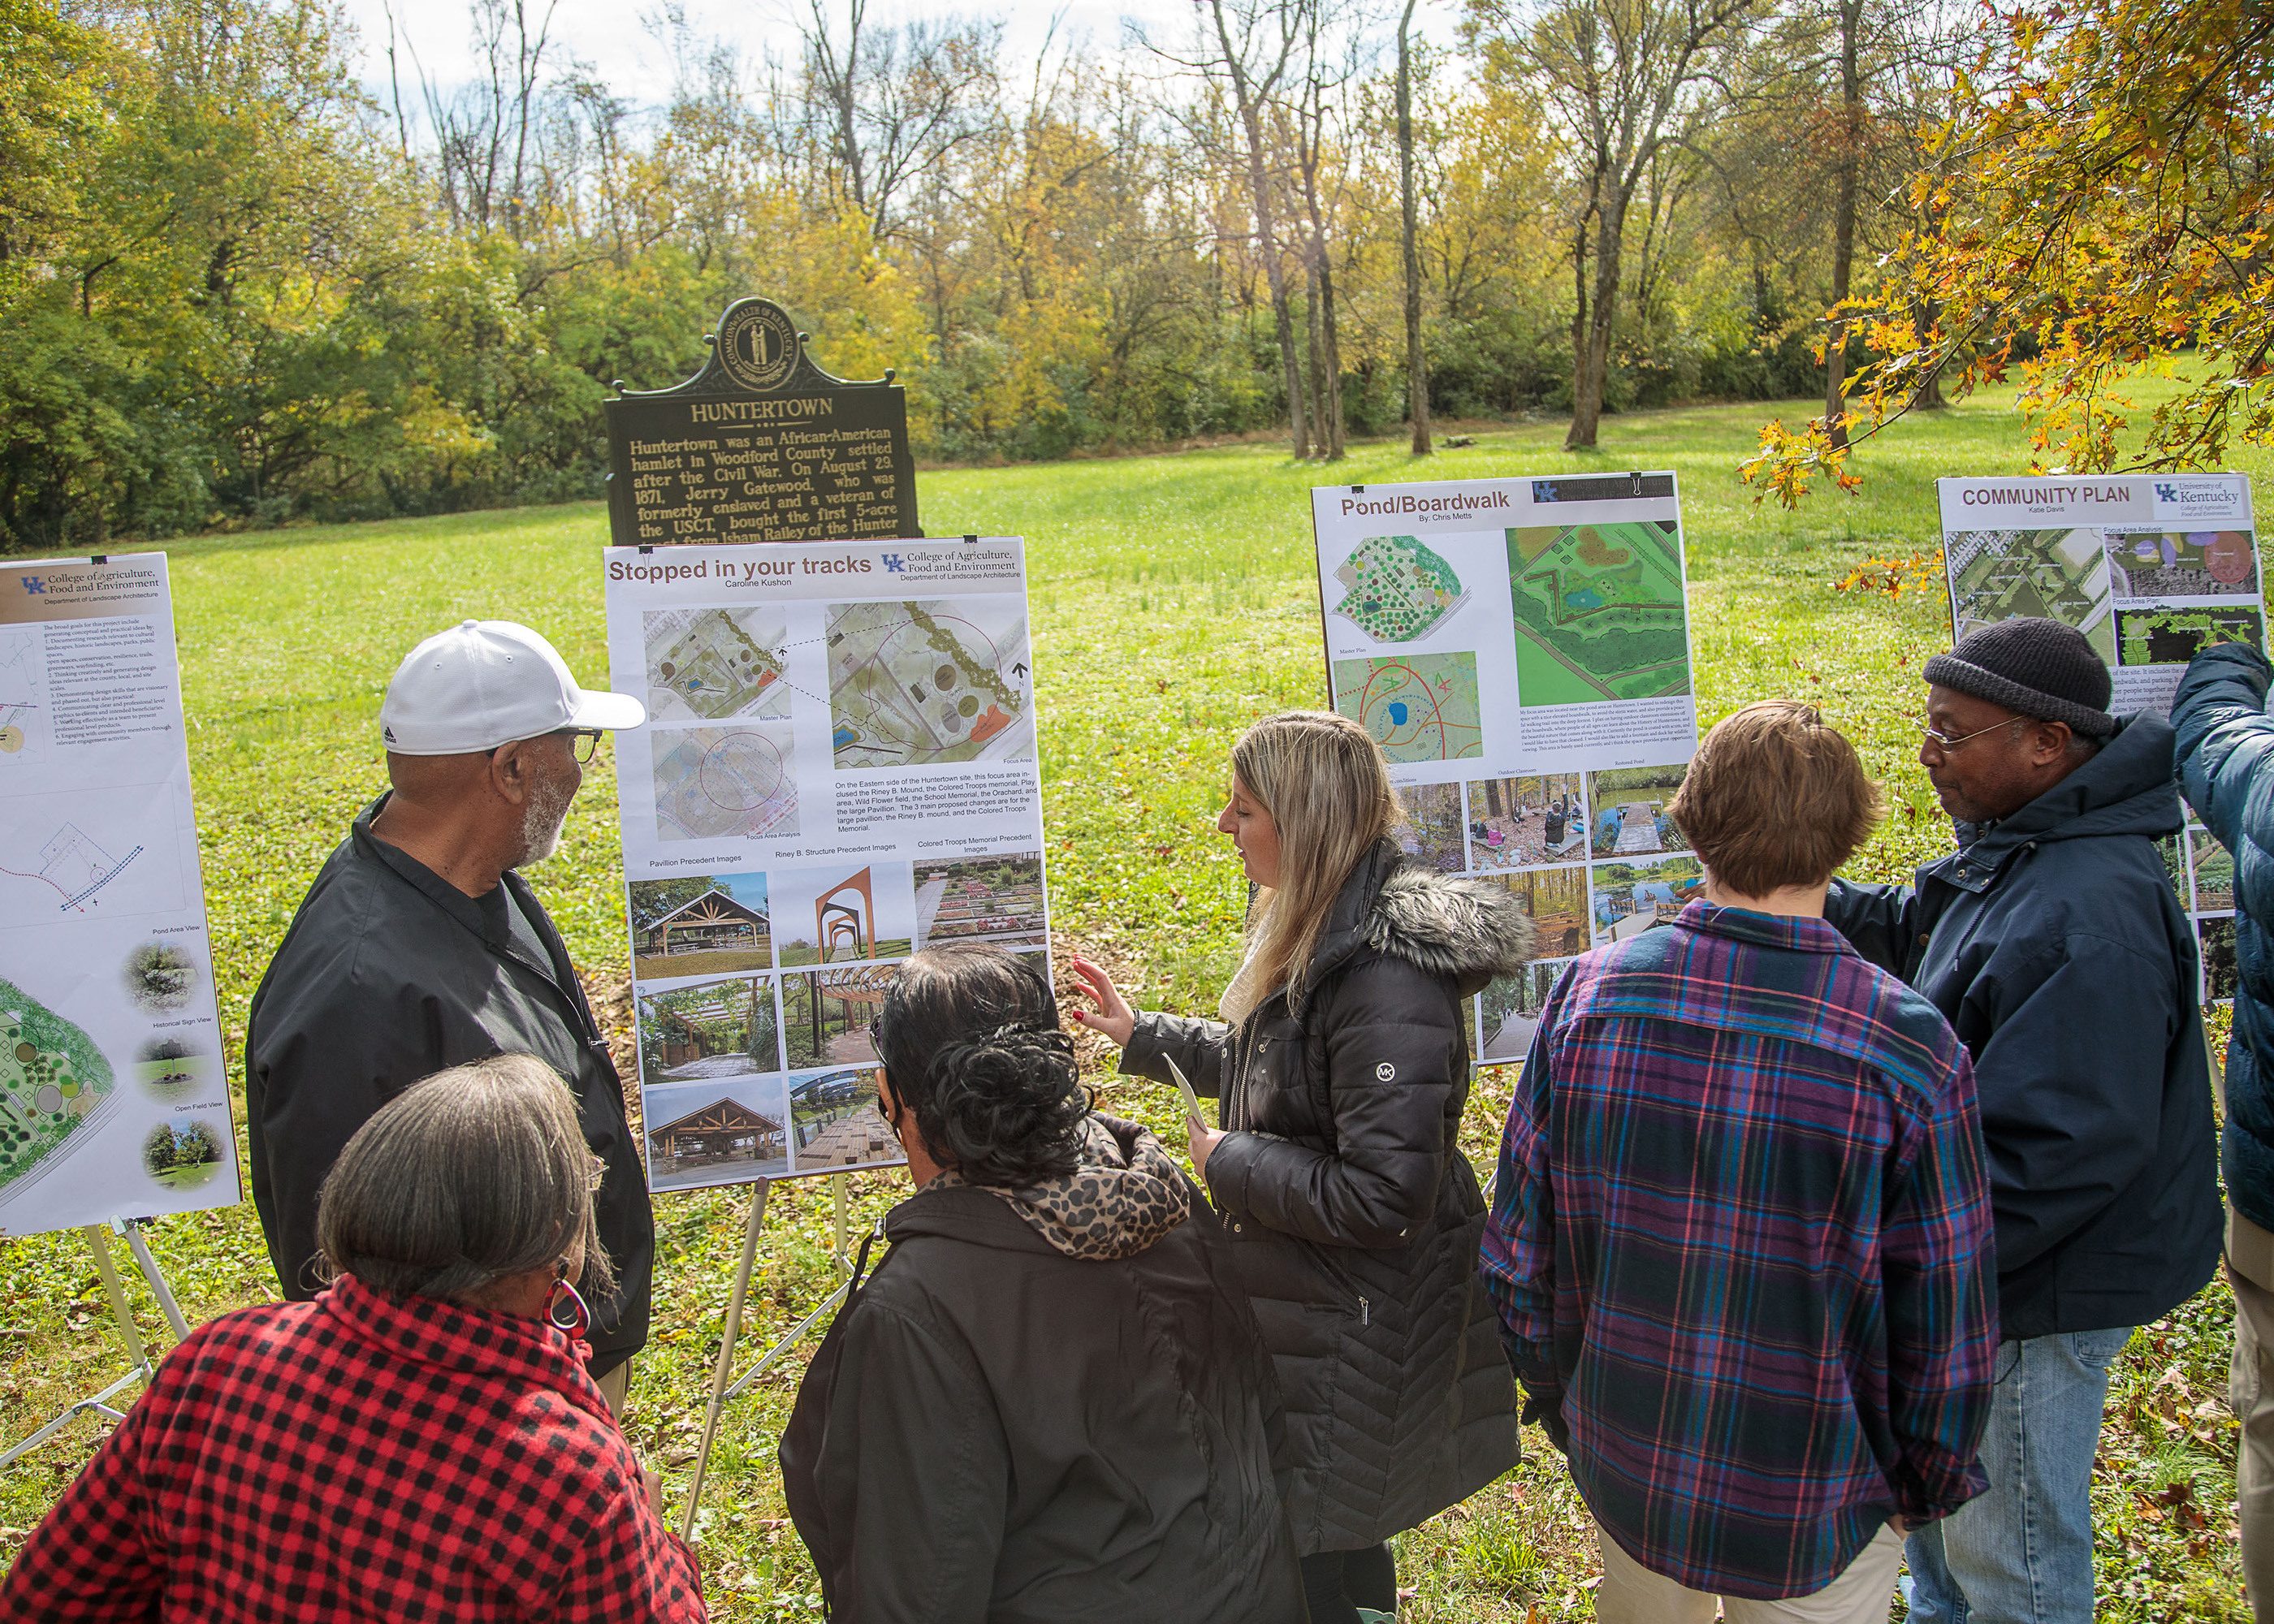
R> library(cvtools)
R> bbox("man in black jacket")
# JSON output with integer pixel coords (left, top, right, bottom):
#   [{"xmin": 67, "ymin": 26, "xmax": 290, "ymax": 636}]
[
  {"xmin": 245, "ymin": 620, "xmax": 654, "ymax": 1407},
  {"xmin": 1825, "ymin": 618, "xmax": 2220, "ymax": 1623}
]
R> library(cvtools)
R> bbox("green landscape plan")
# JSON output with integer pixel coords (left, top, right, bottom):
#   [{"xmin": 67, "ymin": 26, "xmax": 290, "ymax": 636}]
[
  {"xmin": 1329, "ymin": 535, "xmax": 1469, "ymax": 641},
  {"xmin": 1505, "ymin": 520, "xmax": 1692, "ymax": 705}
]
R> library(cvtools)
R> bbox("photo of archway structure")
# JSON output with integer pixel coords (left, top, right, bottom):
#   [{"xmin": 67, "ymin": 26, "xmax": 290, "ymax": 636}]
[
  {"xmin": 789, "ymin": 1066, "xmax": 903, "ymax": 1173},
  {"xmin": 642, "ymin": 1077, "xmax": 790, "ymax": 1190},
  {"xmin": 630, "ymin": 873, "xmax": 771, "ymax": 978},
  {"xmin": 635, "ymin": 975, "xmax": 780, "ymax": 1089},
  {"xmin": 914, "ymin": 853, "xmax": 1047, "ymax": 950},
  {"xmin": 782, "ymin": 963, "xmax": 893, "ymax": 1069},
  {"xmin": 773, "ymin": 862, "xmax": 916, "ymax": 967},
  {"xmin": 1466, "ymin": 775, "xmax": 1587, "ymax": 869}
]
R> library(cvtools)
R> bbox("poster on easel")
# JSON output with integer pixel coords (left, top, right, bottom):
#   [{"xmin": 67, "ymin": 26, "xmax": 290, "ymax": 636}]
[
  {"xmin": 603, "ymin": 536, "xmax": 1051, "ymax": 1190},
  {"xmin": 1309, "ymin": 473, "xmax": 1701, "ymax": 1069},
  {"xmin": 1937, "ymin": 473, "xmax": 2263, "ymax": 1007},
  {"xmin": 0, "ymin": 556, "xmax": 239, "ymax": 1237}
]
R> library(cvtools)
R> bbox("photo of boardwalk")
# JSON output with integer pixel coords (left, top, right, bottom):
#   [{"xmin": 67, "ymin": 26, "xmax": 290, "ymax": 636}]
[
  {"xmin": 1592, "ymin": 855, "xmax": 1707, "ymax": 948},
  {"xmin": 789, "ymin": 1066, "xmax": 903, "ymax": 1173},
  {"xmin": 1589, "ymin": 763, "xmax": 1691, "ymax": 857}
]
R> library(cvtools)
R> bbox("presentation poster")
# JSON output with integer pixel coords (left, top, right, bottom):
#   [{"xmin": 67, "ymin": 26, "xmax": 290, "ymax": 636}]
[
  {"xmin": 0, "ymin": 555, "xmax": 240, "ymax": 1237},
  {"xmin": 1937, "ymin": 473, "xmax": 2262, "ymax": 1006},
  {"xmin": 1310, "ymin": 473, "xmax": 1701, "ymax": 1066},
  {"xmin": 603, "ymin": 537, "xmax": 1050, "ymax": 1190}
]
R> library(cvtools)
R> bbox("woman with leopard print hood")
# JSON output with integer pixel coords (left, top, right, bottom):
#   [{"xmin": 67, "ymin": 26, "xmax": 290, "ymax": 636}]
[
  {"xmin": 777, "ymin": 944, "xmax": 1308, "ymax": 1623},
  {"xmin": 1073, "ymin": 710, "xmax": 1528, "ymax": 1624}
]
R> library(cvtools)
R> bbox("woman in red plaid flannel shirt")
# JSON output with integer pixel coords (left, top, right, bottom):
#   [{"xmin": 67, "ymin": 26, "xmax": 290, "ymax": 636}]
[{"xmin": 1, "ymin": 1054, "xmax": 705, "ymax": 1623}]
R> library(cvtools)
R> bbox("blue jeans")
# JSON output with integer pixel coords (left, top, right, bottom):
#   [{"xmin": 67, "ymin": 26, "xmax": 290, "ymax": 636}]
[{"xmin": 1904, "ymin": 1327, "xmax": 2133, "ymax": 1624}]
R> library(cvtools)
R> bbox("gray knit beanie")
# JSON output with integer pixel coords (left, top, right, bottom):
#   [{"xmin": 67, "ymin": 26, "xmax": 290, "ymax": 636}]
[{"xmin": 1921, "ymin": 617, "xmax": 2117, "ymax": 736}]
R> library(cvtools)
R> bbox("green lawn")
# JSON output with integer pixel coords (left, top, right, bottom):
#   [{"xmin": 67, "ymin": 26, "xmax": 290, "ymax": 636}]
[{"xmin": 2, "ymin": 390, "xmax": 2261, "ymax": 1618}]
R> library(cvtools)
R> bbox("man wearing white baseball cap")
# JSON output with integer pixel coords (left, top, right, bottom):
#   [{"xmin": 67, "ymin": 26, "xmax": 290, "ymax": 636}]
[{"xmin": 245, "ymin": 620, "xmax": 655, "ymax": 1410}]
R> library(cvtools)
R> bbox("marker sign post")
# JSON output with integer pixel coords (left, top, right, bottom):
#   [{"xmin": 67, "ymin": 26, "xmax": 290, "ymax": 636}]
[{"xmin": 604, "ymin": 296, "xmax": 920, "ymax": 547}]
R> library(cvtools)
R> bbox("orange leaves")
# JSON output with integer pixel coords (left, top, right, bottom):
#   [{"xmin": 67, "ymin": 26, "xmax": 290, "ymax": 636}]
[{"xmin": 1834, "ymin": 550, "xmax": 1946, "ymax": 598}]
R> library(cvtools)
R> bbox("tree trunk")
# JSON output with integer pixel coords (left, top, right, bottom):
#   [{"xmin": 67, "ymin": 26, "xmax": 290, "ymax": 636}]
[
  {"xmin": 1305, "ymin": 257, "xmax": 1328, "ymax": 460},
  {"xmin": 1320, "ymin": 255, "xmax": 1345, "ymax": 459},
  {"xmin": 1568, "ymin": 207, "xmax": 1590, "ymax": 425},
  {"xmin": 1207, "ymin": 0, "xmax": 1306, "ymax": 456},
  {"xmin": 1824, "ymin": 0, "xmax": 1862, "ymax": 448},
  {"xmin": 1397, "ymin": 0, "xmax": 1429, "ymax": 456},
  {"xmin": 1568, "ymin": 187, "xmax": 1627, "ymax": 451}
]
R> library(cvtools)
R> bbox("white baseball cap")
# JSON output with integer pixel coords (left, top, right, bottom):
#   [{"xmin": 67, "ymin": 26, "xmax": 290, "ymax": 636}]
[{"xmin": 379, "ymin": 620, "xmax": 646, "ymax": 755}]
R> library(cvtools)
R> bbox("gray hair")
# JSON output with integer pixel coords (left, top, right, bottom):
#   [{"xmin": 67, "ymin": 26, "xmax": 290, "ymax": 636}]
[{"xmin": 315, "ymin": 1052, "xmax": 611, "ymax": 1303}]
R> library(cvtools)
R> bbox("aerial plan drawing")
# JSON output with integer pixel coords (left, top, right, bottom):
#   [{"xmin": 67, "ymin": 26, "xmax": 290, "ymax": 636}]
[
  {"xmin": 827, "ymin": 597, "xmax": 1032, "ymax": 770},
  {"xmin": 1330, "ymin": 652, "xmax": 1484, "ymax": 763},
  {"xmin": 2103, "ymin": 530, "xmax": 2260, "ymax": 600},
  {"xmin": 651, "ymin": 722, "xmax": 798, "ymax": 842},
  {"xmin": 643, "ymin": 607, "xmax": 789, "ymax": 722},
  {"xmin": 0, "ymin": 980, "xmax": 115, "ymax": 1199},
  {"xmin": 2115, "ymin": 607, "xmax": 2266, "ymax": 667},
  {"xmin": 1944, "ymin": 528, "xmax": 2118, "ymax": 659},
  {"xmin": 1329, "ymin": 536, "xmax": 1470, "ymax": 641},
  {"xmin": 1504, "ymin": 521, "xmax": 1691, "ymax": 706}
]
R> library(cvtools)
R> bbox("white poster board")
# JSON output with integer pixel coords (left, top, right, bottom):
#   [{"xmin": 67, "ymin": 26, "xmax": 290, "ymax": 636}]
[
  {"xmin": 1310, "ymin": 473, "xmax": 1701, "ymax": 1065},
  {"xmin": 1936, "ymin": 473, "xmax": 2262, "ymax": 1006},
  {"xmin": 603, "ymin": 537, "xmax": 1050, "ymax": 1190},
  {"xmin": 0, "ymin": 555, "xmax": 240, "ymax": 1237}
]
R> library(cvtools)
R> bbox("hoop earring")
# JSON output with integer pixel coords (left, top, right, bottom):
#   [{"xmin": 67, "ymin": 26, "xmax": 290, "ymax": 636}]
[{"xmin": 546, "ymin": 1276, "xmax": 591, "ymax": 1339}]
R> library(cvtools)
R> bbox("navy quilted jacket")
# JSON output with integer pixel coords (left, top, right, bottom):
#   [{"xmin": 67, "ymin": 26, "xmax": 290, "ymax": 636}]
[{"xmin": 2175, "ymin": 643, "xmax": 2274, "ymax": 1234}]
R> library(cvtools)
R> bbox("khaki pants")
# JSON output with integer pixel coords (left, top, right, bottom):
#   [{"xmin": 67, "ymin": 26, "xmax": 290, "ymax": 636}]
[
  {"xmin": 2230, "ymin": 1210, "xmax": 2274, "ymax": 1622},
  {"xmin": 592, "ymin": 1354, "xmax": 632, "ymax": 1419},
  {"xmin": 1594, "ymin": 1521, "xmax": 1905, "ymax": 1624}
]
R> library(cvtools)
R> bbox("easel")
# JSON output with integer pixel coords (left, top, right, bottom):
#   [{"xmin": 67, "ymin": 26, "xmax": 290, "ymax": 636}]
[
  {"xmin": 680, "ymin": 1172, "xmax": 877, "ymax": 1537},
  {"xmin": 2, "ymin": 1218, "xmax": 192, "ymax": 1471}
]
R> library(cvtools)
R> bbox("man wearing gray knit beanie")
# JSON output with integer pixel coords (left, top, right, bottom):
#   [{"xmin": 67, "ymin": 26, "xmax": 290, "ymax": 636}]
[{"xmin": 1825, "ymin": 616, "xmax": 2220, "ymax": 1624}]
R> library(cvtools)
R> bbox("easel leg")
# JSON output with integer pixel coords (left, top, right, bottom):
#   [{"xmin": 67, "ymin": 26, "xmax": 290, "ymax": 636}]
[
  {"xmin": 831, "ymin": 1173, "xmax": 849, "ymax": 1268},
  {"xmin": 681, "ymin": 1177, "xmax": 769, "ymax": 1540},
  {"xmin": 119, "ymin": 1220, "xmax": 191, "ymax": 1341},
  {"xmin": 82, "ymin": 1224, "xmax": 148, "ymax": 1371}
]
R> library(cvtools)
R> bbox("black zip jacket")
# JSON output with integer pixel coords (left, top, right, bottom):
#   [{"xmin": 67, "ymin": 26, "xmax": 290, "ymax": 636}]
[
  {"xmin": 243, "ymin": 795, "xmax": 652, "ymax": 1366},
  {"xmin": 1824, "ymin": 713, "xmax": 2220, "ymax": 1341},
  {"xmin": 1120, "ymin": 840, "xmax": 1528, "ymax": 1553}
]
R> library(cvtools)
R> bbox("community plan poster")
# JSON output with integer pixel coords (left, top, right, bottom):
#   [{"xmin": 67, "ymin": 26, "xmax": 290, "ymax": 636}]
[
  {"xmin": 1938, "ymin": 473, "xmax": 2262, "ymax": 1005},
  {"xmin": 0, "ymin": 556, "xmax": 239, "ymax": 1237},
  {"xmin": 603, "ymin": 537, "xmax": 1050, "ymax": 1191},
  {"xmin": 1310, "ymin": 473, "xmax": 1701, "ymax": 1067}
]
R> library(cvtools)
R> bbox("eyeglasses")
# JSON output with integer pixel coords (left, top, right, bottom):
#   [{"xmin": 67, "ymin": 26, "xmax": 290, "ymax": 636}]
[
  {"xmin": 556, "ymin": 728, "xmax": 604, "ymax": 763},
  {"xmin": 586, "ymin": 1152, "xmax": 607, "ymax": 1192},
  {"xmin": 1920, "ymin": 719, "xmax": 2013, "ymax": 754}
]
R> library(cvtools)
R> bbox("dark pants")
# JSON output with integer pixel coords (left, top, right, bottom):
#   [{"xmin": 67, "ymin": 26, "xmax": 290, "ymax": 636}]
[{"xmin": 1300, "ymin": 1544, "xmax": 1395, "ymax": 1622}]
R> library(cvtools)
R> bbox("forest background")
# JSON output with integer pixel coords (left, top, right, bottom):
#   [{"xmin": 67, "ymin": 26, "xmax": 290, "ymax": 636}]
[{"xmin": 2, "ymin": 0, "xmax": 1999, "ymax": 550}]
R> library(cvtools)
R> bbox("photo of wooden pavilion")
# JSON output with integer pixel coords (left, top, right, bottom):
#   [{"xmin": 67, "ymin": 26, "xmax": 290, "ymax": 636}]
[
  {"xmin": 648, "ymin": 1096, "xmax": 786, "ymax": 1167},
  {"xmin": 631, "ymin": 885, "xmax": 772, "ymax": 978},
  {"xmin": 640, "ymin": 1076, "xmax": 793, "ymax": 1190},
  {"xmin": 635, "ymin": 975, "xmax": 780, "ymax": 1087}
]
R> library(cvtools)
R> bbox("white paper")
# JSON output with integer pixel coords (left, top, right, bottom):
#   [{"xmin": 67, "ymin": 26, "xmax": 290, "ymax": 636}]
[
  {"xmin": 1936, "ymin": 474, "xmax": 2260, "ymax": 1005},
  {"xmin": 1310, "ymin": 473, "xmax": 1702, "ymax": 1065},
  {"xmin": 603, "ymin": 538, "xmax": 1052, "ymax": 1189},
  {"xmin": 0, "ymin": 555, "xmax": 239, "ymax": 1237}
]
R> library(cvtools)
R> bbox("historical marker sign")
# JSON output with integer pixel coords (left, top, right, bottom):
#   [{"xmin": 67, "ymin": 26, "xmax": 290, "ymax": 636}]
[{"xmin": 604, "ymin": 297, "xmax": 920, "ymax": 546}]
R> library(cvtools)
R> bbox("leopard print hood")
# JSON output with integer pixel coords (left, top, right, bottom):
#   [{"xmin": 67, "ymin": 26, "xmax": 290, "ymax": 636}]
[{"xmin": 934, "ymin": 1112, "xmax": 1191, "ymax": 1262}]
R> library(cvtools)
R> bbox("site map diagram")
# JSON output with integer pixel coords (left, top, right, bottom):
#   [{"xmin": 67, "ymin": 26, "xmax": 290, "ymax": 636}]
[
  {"xmin": 827, "ymin": 598, "xmax": 1032, "ymax": 770},
  {"xmin": 1329, "ymin": 537, "xmax": 1469, "ymax": 641},
  {"xmin": 1331, "ymin": 652, "xmax": 1485, "ymax": 763},
  {"xmin": 0, "ymin": 978, "xmax": 115, "ymax": 1200},
  {"xmin": 2115, "ymin": 607, "xmax": 2267, "ymax": 667},
  {"xmin": 1946, "ymin": 528, "xmax": 2118, "ymax": 659},
  {"xmin": 2103, "ymin": 530, "xmax": 2260, "ymax": 600},
  {"xmin": 0, "ymin": 632, "xmax": 34, "ymax": 755},
  {"xmin": 651, "ymin": 723, "xmax": 800, "ymax": 842},
  {"xmin": 1505, "ymin": 522, "xmax": 1691, "ymax": 705},
  {"xmin": 643, "ymin": 607, "xmax": 789, "ymax": 723}
]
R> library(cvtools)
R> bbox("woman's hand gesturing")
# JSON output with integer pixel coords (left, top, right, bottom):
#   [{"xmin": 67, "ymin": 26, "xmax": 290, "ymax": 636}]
[{"xmin": 1068, "ymin": 956, "xmax": 1136, "ymax": 1048}]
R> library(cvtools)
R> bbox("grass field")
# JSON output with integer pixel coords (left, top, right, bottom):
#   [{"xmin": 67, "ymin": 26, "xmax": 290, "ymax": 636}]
[{"xmin": 2, "ymin": 388, "xmax": 2264, "ymax": 1618}]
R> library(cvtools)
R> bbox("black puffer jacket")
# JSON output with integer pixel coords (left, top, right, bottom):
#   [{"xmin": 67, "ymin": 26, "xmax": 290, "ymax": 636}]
[
  {"xmin": 780, "ymin": 1116, "xmax": 1306, "ymax": 1623},
  {"xmin": 1121, "ymin": 839, "xmax": 1528, "ymax": 1553}
]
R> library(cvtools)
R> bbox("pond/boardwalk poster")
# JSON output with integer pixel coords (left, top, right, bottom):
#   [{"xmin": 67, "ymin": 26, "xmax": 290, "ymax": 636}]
[
  {"xmin": 602, "ymin": 537, "xmax": 1049, "ymax": 1191},
  {"xmin": 0, "ymin": 556, "xmax": 238, "ymax": 1237},
  {"xmin": 1310, "ymin": 473, "xmax": 1701, "ymax": 1069}
]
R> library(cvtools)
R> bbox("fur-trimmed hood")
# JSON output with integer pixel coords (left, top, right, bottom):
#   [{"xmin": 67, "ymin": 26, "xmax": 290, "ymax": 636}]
[
  {"xmin": 1364, "ymin": 864, "xmax": 1537, "ymax": 993},
  {"xmin": 1290, "ymin": 840, "xmax": 1536, "ymax": 1014}
]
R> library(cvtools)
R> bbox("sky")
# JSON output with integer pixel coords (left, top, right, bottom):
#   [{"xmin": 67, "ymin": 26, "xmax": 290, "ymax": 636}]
[{"xmin": 333, "ymin": 0, "xmax": 1467, "ymax": 129}]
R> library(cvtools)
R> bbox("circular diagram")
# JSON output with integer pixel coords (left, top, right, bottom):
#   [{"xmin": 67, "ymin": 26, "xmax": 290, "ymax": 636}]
[{"xmin": 680, "ymin": 732, "xmax": 790, "ymax": 838}]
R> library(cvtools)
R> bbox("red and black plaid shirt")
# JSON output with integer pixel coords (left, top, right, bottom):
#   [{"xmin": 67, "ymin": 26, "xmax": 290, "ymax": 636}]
[{"xmin": 2, "ymin": 1273, "xmax": 704, "ymax": 1622}]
